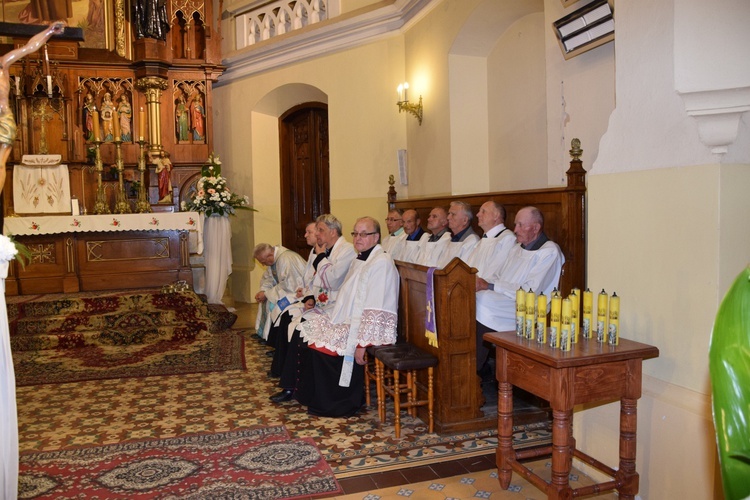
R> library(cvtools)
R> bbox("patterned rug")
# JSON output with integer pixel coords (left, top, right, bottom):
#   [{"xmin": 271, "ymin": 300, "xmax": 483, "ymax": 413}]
[
  {"xmin": 12, "ymin": 332, "xmax": 245, "ymax": 386},
  {"xmin": 18, "ymin": 426, "xmax": 342, "ymax": 499}
]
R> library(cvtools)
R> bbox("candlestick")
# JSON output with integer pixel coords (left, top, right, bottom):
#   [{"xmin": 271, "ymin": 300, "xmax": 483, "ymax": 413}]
[
  {"xmin": 536, "ymin": 293, "xmax": 547, "ymax": 345},
  {"xmin": 525, "ymin": 288, "xmax": 536, "ymax": 340},
  {"xmin": 608, "ymin": 292, "xmax": 620, "ymax": 345},
  {"xmin": 582, "ymin": 288, "xmax": 593, "ymax": 339},
  {"xmin": 139, "ymin": 107, "xmax": 146, "ymax": 141},
  {"xmin": 134, "ymin": 138, "xmax": 152, "ymax": 213},
  {"xmin": 570, "ymin": 288, "xmax": 580, "ymax": 343},
  {"xmin": 597, "ymin": 289, "xmax": 608, "ymax": 343},
  {"xmin": 549, "ymin": 291, "xmax": 562, "ymax": 348},
  {"xmin": 515, "ymin": 287, "xmax": 526, "ymax": 337},
  {"xmin": 560, "ymin": 297, "xmax": 572, "ymax": 351},
  {"xmin": 92, "ymin": 109, "xmax": 100, "ymax": 142}
]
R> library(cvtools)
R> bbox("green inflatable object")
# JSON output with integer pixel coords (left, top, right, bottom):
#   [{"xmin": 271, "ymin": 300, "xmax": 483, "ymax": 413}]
[{"xmin": 709, "ymin": 266, "xmax": 750, "ymax": 500}]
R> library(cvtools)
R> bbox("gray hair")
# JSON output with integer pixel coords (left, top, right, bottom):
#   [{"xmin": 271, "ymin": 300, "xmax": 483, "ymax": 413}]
[
  {"xmin": 316, "ymin": 214, "xmax": 343, "ymax": 236},
  {"xmin": 451, "ymin": 200, "xmax": 474, "ymax": 222},
  {"xmin": 253, "ymin": 243, "xmax": 273, "ymax": 259}
]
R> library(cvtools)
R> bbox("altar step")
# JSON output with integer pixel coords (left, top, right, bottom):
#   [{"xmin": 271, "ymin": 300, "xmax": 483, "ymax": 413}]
[{"xmin": 8, "ymin": 289, "xmax": 237, "ymax": 352}]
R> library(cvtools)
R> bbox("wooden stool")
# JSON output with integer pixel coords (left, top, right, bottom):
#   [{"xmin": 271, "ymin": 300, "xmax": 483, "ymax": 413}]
[{"xmin": 374, "ymin": 343, "xmax": 438, "ymax": 438}]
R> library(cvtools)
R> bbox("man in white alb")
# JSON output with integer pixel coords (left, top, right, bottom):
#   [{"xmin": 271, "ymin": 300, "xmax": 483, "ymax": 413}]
[{"xmin": 417, "ymin": 206, "xmax": 450, "ymax": 267}]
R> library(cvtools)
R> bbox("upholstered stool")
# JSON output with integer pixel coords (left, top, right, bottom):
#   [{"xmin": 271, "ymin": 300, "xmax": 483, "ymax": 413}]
[{"xmin": 374, "ymin": 343, "xmax": 438, "ymax": 438}]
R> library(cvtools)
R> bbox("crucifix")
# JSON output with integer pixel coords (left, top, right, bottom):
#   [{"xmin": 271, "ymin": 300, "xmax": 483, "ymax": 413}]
[{"xmin": 31, "ymin": 98, "xmax": 54, "ymax": 154}]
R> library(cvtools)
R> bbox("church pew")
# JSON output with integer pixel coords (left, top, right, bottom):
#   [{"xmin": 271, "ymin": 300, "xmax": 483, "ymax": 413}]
[{"xmin": 387, "ymin": 141, "xmax": 587, "ymax": 433}]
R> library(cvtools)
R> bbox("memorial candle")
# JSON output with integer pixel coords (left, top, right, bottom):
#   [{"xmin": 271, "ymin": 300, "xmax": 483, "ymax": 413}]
[
  {"xmin": 570, "ymin": 288, "xmax": 580, "ymax": 343},
  {"xmin": 549, "ymin": 290, "xmax": 561, "ymax": 348},
  {"xmin": 597, "ymin": 289, "xmax": 608, "ymax": 344},
  {"xmin": 92, "ymin": 108, "xmax": 100, "ymax": 142},
  {"xmin": 525, "ymin": 288, "xmax": 536, "ymax": 340},
  {"xmin": 536, "ymin": 293, "xmax": 547, "ymax": 344},
  {"xmin": 515, "ymin": 287, "xmax": 526, "ymax": 337},
  {"xmin": 582, "ymin": 288, "xmax": 593, "ymax": 339},
  {"xmin": 608, "ymin": 292, "xmax": 620, "ymax": 345},
  {"xmin": 560, "ymin": 297, "xmax": 572, "ymax": 351}
]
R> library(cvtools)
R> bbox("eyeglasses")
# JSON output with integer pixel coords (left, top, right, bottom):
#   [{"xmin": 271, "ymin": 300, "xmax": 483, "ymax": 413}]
[
  {"xmin": 385, "ymin": 218, "xmax": 402, "ymax": 222},
  {"xmin": 350, "ymin": 232, "xmax": 378, "ymax": 238}
]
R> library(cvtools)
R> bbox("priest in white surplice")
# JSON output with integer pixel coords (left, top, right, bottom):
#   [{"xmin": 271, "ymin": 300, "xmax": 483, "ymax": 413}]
[
  {"xmin": 381, "ymin": 209, "xmax": 405, "ymax": 254},
  {"xmin": 475, "ymin": 206, "xmax": 564, "ymax": 370},
  {"xmin": 417, "ymin": 206, "xmax": 451, "ymax": 267},
  {"xmin": 437, "ymin": 201, "xmax": 480, "ymax": 268},
  {"xmin": 253, "ymin": 243, "xmax": 307, "ymax": 340},
  {"xmin": 465, "ymin": 201, "xmax": 517, "ymax": 278},
  {"xmin": 270, "ymin": 214, "xmax": 356, "ymax": 403},
  {"xmin": 390, "ymin": 209, "xmax": 427, "ymax": 263},
  {"xmin": 296, "ymin": 216, "xmax": 399, "ymax": 417}
]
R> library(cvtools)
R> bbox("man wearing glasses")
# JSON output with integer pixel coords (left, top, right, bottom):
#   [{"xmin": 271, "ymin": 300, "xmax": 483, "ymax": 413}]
[
  {"xmin": 296, "ymin": 216, "xmax": 399, "ymax": 417},
  {"xmin": 381, "ymin": 209, "xmax": 405, "ymax": 253}
]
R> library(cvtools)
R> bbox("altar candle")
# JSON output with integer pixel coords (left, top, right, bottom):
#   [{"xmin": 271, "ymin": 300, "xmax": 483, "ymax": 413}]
[
  {"xmin": 570, "ymin": 288, "xmax": 580, "ymax": 343},
  {"xmin": 597, "ymin": 289, "xmax": 608, "ymax": 344},
  {"xmin": 549, "ymin": 291, "xmax": 561, "ymax": 348},
  {"xmin": 14, "ymin": 76, "xmax": 20, "ymax": 95},
  {"xmin": 113, "ymin": 110, "xmax": 121, "ymax": 141},
  {"xmin": 560, "ymin": 298, "xmax": 572, "ymax": 351},
  {"xmin": 525, "ymin": 288, "xmax": 536, "ymax": 340},
  {"xmin": 608, "ymin": 292, "xmax": 620, "ymax": 345},
  {"xmin": 46, "ymin": 75, "xmax": 53, "ymax": 96},
  {"xmin": 92, "ymin": 108, "xmax": 100, "ymax": 142},
  {"xmin": 536, "ymin": 293, "xmax": 547, "ymax": 345},
  {"xmin": 515, "ymin": 287, "xmax": 526, "ymax": 337},
  {"xmin": 582, "ymin": 288, "xmax": 593, "ymax": 339},
  {"xmin": 139, "ymin": 106, "xmax": 146, "ymax": 141}
]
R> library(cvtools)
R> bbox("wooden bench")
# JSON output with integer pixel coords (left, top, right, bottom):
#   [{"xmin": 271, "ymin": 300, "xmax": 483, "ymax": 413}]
[{"xmin": 387, "ymin": 140, "xmax": 587, "ymax": 433}]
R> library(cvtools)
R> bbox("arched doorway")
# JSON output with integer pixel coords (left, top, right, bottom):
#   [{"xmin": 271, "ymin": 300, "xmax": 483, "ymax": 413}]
[{"xmin": 279, "ymin": 102, "xmax": 330, "ymax": 258}]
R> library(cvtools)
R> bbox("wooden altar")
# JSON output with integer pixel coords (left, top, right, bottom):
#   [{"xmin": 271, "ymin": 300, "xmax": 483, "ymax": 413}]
[{"xmin": 3, "ymin": 212, "xmax": 201, "ymax": 295}]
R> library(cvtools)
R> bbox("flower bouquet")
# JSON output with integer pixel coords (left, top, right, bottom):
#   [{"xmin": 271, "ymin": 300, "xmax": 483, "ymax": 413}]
[{"xmin": 181, "ymin": 153, "xmax": 255, "ymax": 217}]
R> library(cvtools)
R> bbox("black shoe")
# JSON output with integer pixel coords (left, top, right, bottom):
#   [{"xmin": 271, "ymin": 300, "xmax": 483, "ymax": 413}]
[{"xmin": 270, "ymin": 389, "xmax": 294, "ymax": 403}]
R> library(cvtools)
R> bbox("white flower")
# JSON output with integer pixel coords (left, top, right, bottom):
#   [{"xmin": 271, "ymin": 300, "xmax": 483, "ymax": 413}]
[{"xmin": 0, "ymin": 234, "xmax": 19, "ymax": 262}]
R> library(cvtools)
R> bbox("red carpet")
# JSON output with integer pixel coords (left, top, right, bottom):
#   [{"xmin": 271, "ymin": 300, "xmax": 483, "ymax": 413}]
[{"xmin": 18, "ymin": 426, "xmax": 342, "ymax": 499}]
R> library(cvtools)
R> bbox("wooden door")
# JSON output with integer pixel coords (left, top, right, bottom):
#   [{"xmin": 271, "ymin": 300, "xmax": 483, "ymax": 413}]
[{"xmin": 279, "ymin": 103, "xmax": 330, "ymax": 259}]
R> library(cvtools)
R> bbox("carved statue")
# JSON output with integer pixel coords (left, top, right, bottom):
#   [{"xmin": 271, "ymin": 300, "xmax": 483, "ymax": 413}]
[
  {"xmin": 175, "ymin": 95, "xmax": 189, "ymax": 142},
  {"xmin": 150, "ymin": 150, "xmax": 173, "ymax": 203},
  {"xmin": 82, "ymin": 93, "xmax": 95, "ymax": 142},
  {"xmin": 100, "ymin": 92, "xmax": 115, "ymax": 141},
  {"xmin": 190, "ymin": 94, "xmax": 205, "ymax": 142},
  {"xmin": 0, "ymin": 21, "xmax": 66, "ymax": 191},
  {"xmin": 133, "ymin": 0, "xmax": 171, "ymax": 41},
  {"xmin": 118, "ymin": 94, "xmax": 132, "ymax": 142}
]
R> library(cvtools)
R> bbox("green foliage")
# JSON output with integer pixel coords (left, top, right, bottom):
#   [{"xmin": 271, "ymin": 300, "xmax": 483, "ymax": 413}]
[{"xmin": 709, "ymin": 266, "xmax": 750, "ymax": 500}]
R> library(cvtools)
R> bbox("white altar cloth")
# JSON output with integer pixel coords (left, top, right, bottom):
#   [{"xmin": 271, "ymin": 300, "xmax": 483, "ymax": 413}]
[{"xmin": 3, "ymin": 212, "xmax": 204, "ymax": 254}]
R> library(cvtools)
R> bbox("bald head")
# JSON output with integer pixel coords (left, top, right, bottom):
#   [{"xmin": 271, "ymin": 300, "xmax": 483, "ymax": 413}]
[
  {"xmin": 513, "ymin": 206, "xmax": 544, "ymax": 246},
  {"xmin": 477, "ymin": 201, "xmax": 506, "ymax": 233},
  {"xmin": 402, "ymin": 209, "xmax": 421, "ymax": 236}
]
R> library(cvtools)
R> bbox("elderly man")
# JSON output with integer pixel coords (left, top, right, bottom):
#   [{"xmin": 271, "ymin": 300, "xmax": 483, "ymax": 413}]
[
  {"xmin": 295, "ymin": 216, "xmax": 399, "ymax": 417},
  {"xmin": 475, "ymin": 206, "xmax": 564, "ymax": 369},
  {"xmin": 381, "ymin": 209, "xmax": 405, "ymax": 253},
  {"xmin": 270, "ymin": 214, "xmax": 357, "ymax": 402},
  {"xmin": 439, "ymin": 201, "xmax": 480, "ymax": 267},
  {"xmin": 417, "ymin": 206, "xmax": 451, "ymax": 267},
  {"xmin": 391, "ymin": 209, "xmax": 426, "ymax": 262},
  {"xmin": 466, "ymin": 201, "xmax": 517, "ymax": 280},
  {"xmin": 267, "ymin": 221, "xmax": 321, "ymax": 378},
  {"xmin": 253, "ymin": 243, "xmax": 307, "ymax": 341}
]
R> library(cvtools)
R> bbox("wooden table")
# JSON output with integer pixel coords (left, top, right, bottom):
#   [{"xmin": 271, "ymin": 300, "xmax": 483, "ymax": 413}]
[{"xmin": 484, "ymin": 331, "xmax": 659, "ymax": 499}]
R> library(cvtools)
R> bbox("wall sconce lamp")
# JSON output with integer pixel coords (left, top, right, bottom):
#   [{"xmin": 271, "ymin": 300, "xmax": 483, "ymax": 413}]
[
  {"xmin": 397, "ymin": 82, "xmax": 423, "ymax": 125},
  {"xmin": 553, "ymin": 0, "xmax": 614, "ymax": 60}
]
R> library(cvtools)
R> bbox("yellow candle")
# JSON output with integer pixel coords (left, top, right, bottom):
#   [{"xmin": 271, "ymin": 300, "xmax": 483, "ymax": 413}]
[
  {"xmin": 515, "ymin": 287, "xmax": 526, "ymax": 337},
  {"xmin": 139, "ymin": 106, "xmax": 146, "ymax": 141},
  {"xmin": 113, "ymin": 110, "xmax": 120, "ymax": 141},
  {"xmin": 608, "ymin": 292, "xmax": 620, "ymax": 345},
  {"xmin": 525, "ymin": 288, "xmax": 536, "ymax": 340},
  {"xmin": 550, "ymin": 292, "xmax": 561, "ymax": 348},
  {"xmin": 560, "ymin": 297, "xmax": 572, "ymax": 351},
  {"xmin": 582, "ymin": 288, "xmax": 593, "ymax": 339},
  {"xmin": 570, "ymin": 288, "xmax": 580, "ymax": 343},
  {"xmin": 92, "ymin": 109, "xmax": 100, "ymax": 142},
  {"xmin": 536, "ymin": 293, "xmax": 547, "ymax": 345},
  {"xmin": 597, "ymin": 289, "xmax": 608, "ymax": 343}
]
